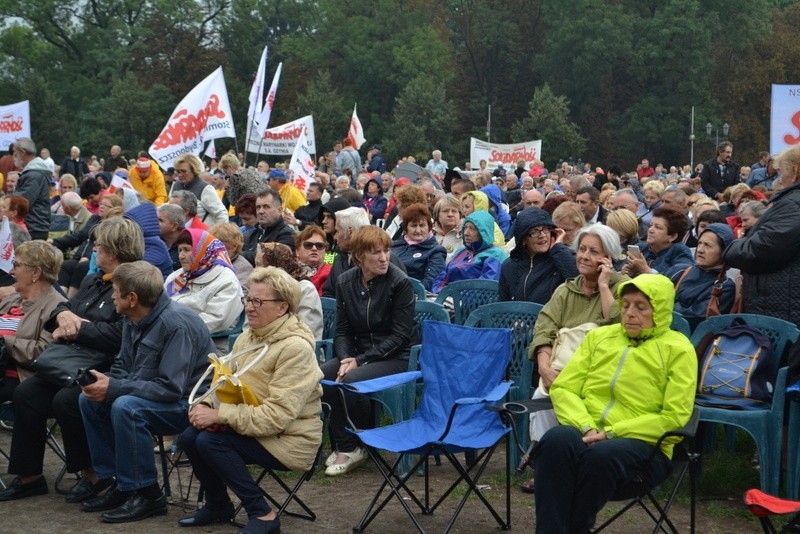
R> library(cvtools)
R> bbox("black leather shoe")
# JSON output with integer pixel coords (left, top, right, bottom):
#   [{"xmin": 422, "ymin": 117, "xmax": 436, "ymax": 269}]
[
  {"xmin": 0, "ymin": 476, "xmax": 48, "ymax": 501},
  {"xmin": 239, "ymin": 516, "xmax": 281, "ymax": 534},
  {"xmin": 65, "ymin": 477, "xmax": 115, "ymax": 503},
  {"xmin": 101, "ymin": 492, "xmax": 167, "ymax": 524},
  {"xmin": 82, "ymin": 486, "xmax": 128, "ymax": 512},
  {"xmin": 178, "ymin": 503, "xmax": 235, "ymax": 527}
]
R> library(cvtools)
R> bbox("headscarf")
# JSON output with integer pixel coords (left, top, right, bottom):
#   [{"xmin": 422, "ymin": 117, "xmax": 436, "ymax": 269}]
[
  {"xmin": 165, "ymin": 228, "xmax": 234, "ymax": 296},
  {"xmin": 257, "ymin": 242, "xmax": 311, "ymax": 281}
]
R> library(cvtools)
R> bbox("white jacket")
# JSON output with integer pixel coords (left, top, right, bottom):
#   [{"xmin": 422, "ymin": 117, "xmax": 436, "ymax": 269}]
[{"xmin": 164, "ymin": 265, "xmax": 244, "ymax": 334}]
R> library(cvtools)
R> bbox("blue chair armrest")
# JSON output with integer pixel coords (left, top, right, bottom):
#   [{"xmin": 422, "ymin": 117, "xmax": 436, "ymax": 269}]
[
  {"xmin": 321, "ymin": 371, "xmax": 423, "ymax": 394},
  {"xmin": 455, "ymin": 381, "xmax": 513, "ymax": 405}
]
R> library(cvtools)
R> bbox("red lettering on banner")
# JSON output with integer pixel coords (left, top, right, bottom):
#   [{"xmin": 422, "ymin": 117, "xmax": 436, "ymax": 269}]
[
  {"xmin": 783, "ymin": 110, "xmax": 800, "ymax": 145},
  {"xmin": 490, "ymin": 147, "xmax": 538, "ymax": 164},
  {"xmin": 294, "ymin": 177, "xmax": 307, "ymax": 191},
  {"xmin": 0, "ymin": 241, "xmax": 13, "ymax": 261},
  {"xmin": 263, "ymin": 126, "xmax": 303, "ymax": 140},
  {"xmin": 266, "ymin": 90, "xmax": 276, "ymax": 112},
  {"xmin": 151, "ymin": 95, "xmax": 227, "ymax": 150},
  {"xmin": 0, "ymin": 116, "xmax": 24, "ymax": 133}
]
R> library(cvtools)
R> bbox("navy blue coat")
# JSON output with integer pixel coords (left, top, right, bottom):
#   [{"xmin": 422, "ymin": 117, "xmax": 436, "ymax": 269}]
[{"xmin": 391, "ymin": 235, "xmax": 446, "ymax": 291}]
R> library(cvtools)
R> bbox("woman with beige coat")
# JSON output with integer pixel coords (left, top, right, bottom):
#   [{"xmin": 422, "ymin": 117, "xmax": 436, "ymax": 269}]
[{"xmin": 178, "ymin": 267, "xmax": 323, "ymax": 534}]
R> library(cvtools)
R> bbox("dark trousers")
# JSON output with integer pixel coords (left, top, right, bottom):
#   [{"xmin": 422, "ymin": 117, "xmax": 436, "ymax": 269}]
[
  {"xmin": 58, "ymin": 259, "xmax": 90, "ymax": 290},
  {"xmin": 9, "ymin": 376, "xmax": 90, "ymax": 475},
  {"xmin": 320, "ymin": 357, "xmax": 408, "ymax": 453},
  {"xmin": 532, "ymin": 425, "xmax": 671, "ymax": 534},
  {"xmin": 28, "ymin": 231, "xmax": 48, "ymax": 241},
  {"xmin": 180, "ymin": 427, "xmax": 287, "ymax": 519}
]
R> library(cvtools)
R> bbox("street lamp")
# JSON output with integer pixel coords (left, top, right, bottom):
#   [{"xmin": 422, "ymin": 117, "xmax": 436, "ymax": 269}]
[{"xmin": 706, "ymin": 122, "xmax": 730, "ymax": 146}]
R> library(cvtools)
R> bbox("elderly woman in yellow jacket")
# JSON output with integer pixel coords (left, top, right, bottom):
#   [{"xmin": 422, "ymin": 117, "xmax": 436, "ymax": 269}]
[
  {"xmin": 531, "ymin": 274, "xmax": 696, "ymax": 533},
  {"xmin": 178, "ymin": 267, "xmax": 323, "ymax": 534}
]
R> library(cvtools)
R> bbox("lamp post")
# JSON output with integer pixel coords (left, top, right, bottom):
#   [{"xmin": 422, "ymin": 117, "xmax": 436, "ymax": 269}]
[{"xmin": 706, "ymin": 122, "xmax": 730, "ymax": 147}]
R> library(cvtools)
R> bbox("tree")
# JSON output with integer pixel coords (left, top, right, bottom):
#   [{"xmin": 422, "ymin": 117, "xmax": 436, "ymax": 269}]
[
  {"xmin": 294, "ymin": 71, "xmax": 349, "ymax": 156},
  {"xmin": 385, "ymin": 75, "xmax": 456, "ymax": 162},
  {"xmin": 511, "ymin": 84, "xmax": 586, "ymax": 165}
]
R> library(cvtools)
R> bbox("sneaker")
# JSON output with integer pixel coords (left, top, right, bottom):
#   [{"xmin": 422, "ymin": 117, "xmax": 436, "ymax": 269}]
[{"xmin": 324, "ymin": 448, "xmax": 369, "ymax": 476}]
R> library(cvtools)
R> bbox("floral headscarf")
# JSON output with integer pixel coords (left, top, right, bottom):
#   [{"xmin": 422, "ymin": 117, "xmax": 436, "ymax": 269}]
[{"xmin": 166, "ymin": 228, "xmax": 234, "ymax": 296}]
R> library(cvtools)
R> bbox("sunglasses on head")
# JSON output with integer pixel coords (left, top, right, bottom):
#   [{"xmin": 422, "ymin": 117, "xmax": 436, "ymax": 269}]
[{"xmin": 302, "ymin": 241, "xmax": 326, "ymax": 250}]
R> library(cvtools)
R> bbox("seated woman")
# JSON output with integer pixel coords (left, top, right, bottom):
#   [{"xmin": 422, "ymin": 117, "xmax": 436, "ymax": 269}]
[
  {"xmin": 531, "ymin": 274, "xmax": 697, "ymax": 533},
  {"xmin": 0, "ymin": 195, "xmax": 30, "ymax": 231},
  {"xmin": 210, "ymin": 222, "xmax": 253, "ymax": 290},
  {"xmin": 521, "ymin": 224, "xmax": 628, "ymax": 493},
  {"xmin": 177, "ymin": 267, "xmax": 323, "ymax": 534},
  {"xmin": 256, "ymin": 242, "xmax": 323, "ymax": 340},
  {"xmin": 165, "ymin": 229, "xmax": 244, "ymax": 335},
  {"xmin": 606, "ymin": 208, "xmax": 640, "ymax": 253},
  {"xmin": 624, "ymin": 207, "xmax": 693, "ymax": 279},
  {"xmin": 499, "ymin": 207, "xmax": 577, "ymax": 303},
  {"xmin": 383, "ymin": 184, "xmax": 427, "ymax": 241},
  {"xmin": 320, "ymin": 226, "xmax": 416, "ymax": 476},
  {"xmin": 672, "ymin": 223, "xmax": 736, "ymax": 331},
  {"xmin": 431, "ymin": 210, "xmax": 509, "ymax": 294},
  {"xmin": 638, "ymin": 180, "xmax": 664, "ymax": 230},
  {"xmin": 0, "ymin": 218, "xmax": 143, "ymax": 503},
  {"xmin": 0, "ymin": 241, "xmax": 67, "ymax": 403},
  {"xmin": 432, "ymin": 195, "xmax": 463, "ymax": 263},
  {"xmin": 551, "ymin": 201, "xmax": 585, "ymax": 247},
  {"xmin": 294, "ymin": 225, "xmax": 331, "ymax": 296},
  {"xmin": 731, "ymin": 199, "xmax": 767, "ymax": 239},
  {"xmin": 362, "ymin": 178, "xmax": 387, "ymax": 223},
  {"xmin": 390, "ymin": 203, "xmax": 446, "ymax": 291},
  {"xmin": 460, "ymin": 191, "xmax": 505, "ymax": 246}
]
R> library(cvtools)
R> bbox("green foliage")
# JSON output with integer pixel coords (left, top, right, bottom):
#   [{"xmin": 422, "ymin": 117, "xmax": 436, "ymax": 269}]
[
  {"xmin": 511, "ymin": 84, "xmax": 586, "ymax": 166},
  {"xmin": 294, "ymin": 71, "xmax": 349, "ymax": 154}
]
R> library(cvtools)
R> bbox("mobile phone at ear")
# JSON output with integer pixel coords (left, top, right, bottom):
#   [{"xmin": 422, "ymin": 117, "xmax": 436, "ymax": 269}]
[{"xmin": 627, "ymin": 245, "xmax": 642, "ymax": 258}]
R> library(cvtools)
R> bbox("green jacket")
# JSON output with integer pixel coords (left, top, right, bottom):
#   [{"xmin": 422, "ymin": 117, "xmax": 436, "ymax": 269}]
[
  {"xmin": 550, "ymin": 274, "xmax": 697, "ymax": 458},
  {"xmin": 529, "ymin": 272, "xmax": 629, "ymax": 356}
]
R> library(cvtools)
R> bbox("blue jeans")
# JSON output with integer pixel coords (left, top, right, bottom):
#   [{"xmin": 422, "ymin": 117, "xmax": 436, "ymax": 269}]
[{"xmin": 79, "ymin": 394, "xmax": 190, "ymax": 492}]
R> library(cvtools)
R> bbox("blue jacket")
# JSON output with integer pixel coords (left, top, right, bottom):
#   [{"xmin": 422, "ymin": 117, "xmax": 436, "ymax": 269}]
[
  {"xmin": 671, "ymin": 265, "xmax": 735, "ymax": 329},
  {"xmin": 636, "ymin": 241, "xmax": 693, "ymax": 279},
  {"xmin": 391, "ymin": 235, "xmax": 446, "ymax": 291},
  {"xmin": 499, "ymin": 208, "xmax": 578, "ymax": 303},
  {"xmin": 480, "ymin": 184, "xmax": 512, "ymax": 237},
  {"xmin": 126, "ymin": 203, "xmax": 174, "ymax": 278},
  {"xmin": 747, "ymin": 167, "xmax": 779, "ymax": 190},
  {"xmin": 432, "ymin": 211, "xmax": 508, "ymax": 294},
  {"xmin": 106, "ymin": 293, "xmax": 215, "ymax": 403}
]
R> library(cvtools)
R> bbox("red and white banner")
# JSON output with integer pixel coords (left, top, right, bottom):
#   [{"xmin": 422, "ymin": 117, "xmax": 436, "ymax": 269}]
[
  {"xmin": 347, "ymin": 104, "xmax": 365, "ymax": 149},
  {"xmin": 0, "ymin": 101, "xmax": 30, "ymax": 152},
  {"xmin": 247, "ymin": 46, "xmax": 268, "ymax": 123},
  {"xmin": 204, "ymin": 139, "xmax": 217, "ymax": 159},
  {"xmin": 148, "ymin": 67, "xmax": 236, "ymax": 170},
  {"xmin": 246, "ymin": 115, "xmax": 316, "ymax": 156},
  {"xmin": 771, "ymin": 84, "xmax": 800, "ymax": 154},
  {"xmin": 108, "ymin": 174, "xmax": 134, "ymax": 194},
  {"xmin": 289, "ymin": 126, "xmax": 316, "ymax": 194},
  {"xmin": 0, "ymin": 217, "xmax": 14, "ymax": 274},
  {"xmin": 469, "ymin": 137, "xmax": 542, "ymax": 171},
  {"xmin": 253, "ymin": 62, "xmax": 282, "ymax": 138}
]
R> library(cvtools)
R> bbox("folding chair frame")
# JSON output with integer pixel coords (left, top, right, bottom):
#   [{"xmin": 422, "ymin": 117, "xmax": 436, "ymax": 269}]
[{"xmin": 231, "ymin": 402, "xmax": 331, "ymax": 526}]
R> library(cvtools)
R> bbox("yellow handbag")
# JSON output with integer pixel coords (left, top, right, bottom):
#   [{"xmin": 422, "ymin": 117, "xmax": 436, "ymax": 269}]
[{"xmin": 189, "ymin": 343, "xmax": 269, "ymax": 407}]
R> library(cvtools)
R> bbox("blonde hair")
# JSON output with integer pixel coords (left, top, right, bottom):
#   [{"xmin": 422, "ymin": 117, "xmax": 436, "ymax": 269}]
[
  {"xmin": 209, "ymin": 222, "xmax": 244, "ymax": 257},
  {"xmin": 643, "ymin": 180, "xmax": 665, "ymax": 196},
  {"xmin": 606, "ymin": 209, "xmax": 639, "ymax": 245},
  {"xmin": 16, "ymin": 241, "xmax": 63, "ymax": 284},
  {"xmin": 248, "ymin": 266, "xmax": 300, "ymax": 314},
  {"xmin": 174, "ymin": 154, "xmax": 204, "ymax": 177},
  {"xmin": 552, "ymin": 201, "xmax": 586, "ymax": 228},
  {"xmin": 218, "ymin": 153, "xmax": 240, "ymax": 170},
  {"xmin": 94, "ymin": 217, "xmax": 144, "ymax": 263},
  {"xmin": 776, "ymin": 145, "xmax": 800, "ymax": 179}
]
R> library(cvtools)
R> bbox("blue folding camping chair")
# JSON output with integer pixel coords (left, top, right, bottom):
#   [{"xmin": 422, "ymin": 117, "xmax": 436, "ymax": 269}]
[{"xmin": 325, "ymin": 321, "xmax": 513, "ymax": 533}]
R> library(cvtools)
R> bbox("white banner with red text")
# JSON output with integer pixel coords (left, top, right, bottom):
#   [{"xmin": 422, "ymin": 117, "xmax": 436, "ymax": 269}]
[
  {"xmin": 0, "ymin": 101, "xmax": 30, "ymax": 152},
  {"xmin": 771, "ymin": 84, "xmax": 800, "ymax": 155},
  {"xmin": 469, "ymin": 137, "xmax": 542, "ymax": 171},
  {"xmin": 246, "ymin": 115, "xmax": 316, "ymax": 156},
  {"xmin": 148, "ymin": 67, "xmax": 236, "ymax": 170},
  {"xmin": 289, "ymin": 126, "xmax": 316, "ymax": 194}
]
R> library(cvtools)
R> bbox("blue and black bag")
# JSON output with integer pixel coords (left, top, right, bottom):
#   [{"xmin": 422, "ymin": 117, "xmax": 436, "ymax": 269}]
[{"xmin": 695, "ymin": 318, "xmax": 774, "ymax": 410}]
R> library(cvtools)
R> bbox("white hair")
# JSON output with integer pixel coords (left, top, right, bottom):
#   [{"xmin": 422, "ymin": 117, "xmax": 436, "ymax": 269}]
[
  {"xmin": 335, "ymin": 206, "xmax": 370, "ymax": 234},
  {"xmin": 61, "ymin": 191, "xmax": 83, "ymax": 210}
]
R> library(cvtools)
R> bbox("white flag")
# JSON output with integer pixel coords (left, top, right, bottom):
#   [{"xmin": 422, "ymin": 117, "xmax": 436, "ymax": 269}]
[
  {"xmin": 0, "ymin": 217, "xmax": 14, "ymax": 274},
  {"xmin": 108, "ymin": 174, "xmax": 134, "ymax": 194},
  {"xmin": 253, "ymin": 62, "xmax": 282, "ymax": 138},
  {"xmin": 148, "ymin": 67, "xmax": 236, "ymax": 170},
  {"xmin": 348, "ymin": 104, "xmax": 366, "ymax": 149},
  {"xmin": 289, "ymin": 125, "xmax": 316, "ymax": 195},
  {"xmin": 247, "ymin": 46, "xmax": 268, "ymax": 121},
  {"xmin": 205, "ymin": 139, "xmax": 217, "ymax": 159}
]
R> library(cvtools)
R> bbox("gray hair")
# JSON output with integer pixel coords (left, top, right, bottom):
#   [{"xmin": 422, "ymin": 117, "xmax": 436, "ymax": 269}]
[
  {"xmin": 14, "ymin": 137, "xmax": 36, "ymax": 155},
  {"xmin": 61, "ymin": 191, "xmax": 83, "ymax": 210},
  {"xmin": 573, "ymin": 223, "xmax": 623, "ymax": 261},
  {"xmin": 157, "ymin": 203, "xmax": 186, "ymax": 227},
  {"xmin": 739, "ymin": 200, "xmax": 767, "ymax": 219},
  {"xmin": 335, "ymin": 206, "xmax": 370, "ymax": 234},
  {"xmin": 613, "ymin": 188, "xmax": 639, "ymax": 203},
  {"xmin": 170, "ymin": 190, "xmax": 199, "ymax": 217}
]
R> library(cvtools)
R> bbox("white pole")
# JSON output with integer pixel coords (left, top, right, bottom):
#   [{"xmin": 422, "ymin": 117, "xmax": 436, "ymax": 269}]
[{"xmin": 690, "ymin": 106, "xmax": 695, "ymax": 169}]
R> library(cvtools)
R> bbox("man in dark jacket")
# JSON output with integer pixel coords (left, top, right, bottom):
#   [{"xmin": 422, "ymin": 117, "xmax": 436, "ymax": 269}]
[
  {"xmin": 13, "ymin": 137, "xmax": 52, "ymax": 240},
  {"xmin": 366, "ymin": 145, "xmax": 386, "ymax": 174},
  {"xmin": 498, "ymin": 208, "xmax": 578, "ymax": 303},
  {"xmin": 102, "ymin": 145, "xmax": 128, "ymax": 172},
  {"xmin": 291, "ymin": 182, "xmax": 324, "ymax": 229},
  {"xmin": 700, "ymin": 141, "xmax": 740, "ymax": 201},
  {"xmin": 242, "ymin": 189, "xmax": 296, "ymax": 265},
  {"xmin": 60, "ymin": 146, "xmax": 90, "ymax": 178},
  {"xmin": 78, "ymin": 262, "xmax": 214, "ymax": 523}
]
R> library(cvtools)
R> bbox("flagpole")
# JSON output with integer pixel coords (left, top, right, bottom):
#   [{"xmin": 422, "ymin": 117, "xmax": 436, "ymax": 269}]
[{"xmin": 487, "ymin": 104, "xmax": 492, "ymax": 143}]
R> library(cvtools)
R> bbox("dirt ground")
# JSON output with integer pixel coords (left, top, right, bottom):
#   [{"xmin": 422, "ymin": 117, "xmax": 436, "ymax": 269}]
[{"xmin": 0, "ymin": 428, "xmax": 763, "ymax": 533}]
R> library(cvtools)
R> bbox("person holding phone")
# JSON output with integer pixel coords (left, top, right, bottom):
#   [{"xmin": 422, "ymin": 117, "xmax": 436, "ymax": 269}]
[
  {"xmin": 623, "ymin": 207, "xmax": 693, "ymax": 279},
  {"xmin": 499, "ymin": 207, "xmax": 578, "ymax": 303}
]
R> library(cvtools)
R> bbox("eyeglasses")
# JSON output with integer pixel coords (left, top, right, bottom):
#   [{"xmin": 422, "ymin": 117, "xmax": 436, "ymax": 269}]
[
  {"xmin": 302, "ymin": 241, "xmax": 326, "ymax": 250},
  {"xmin": 174, "ymin": 168, "xmax": 191, "ymax": 175},
  {"xmin": 242, "ymin": 296, "xmax": 283, "ymax": 308},
  {"xmin": 527, "ymin": 227, "xmax": 551, "ymax": 238}
]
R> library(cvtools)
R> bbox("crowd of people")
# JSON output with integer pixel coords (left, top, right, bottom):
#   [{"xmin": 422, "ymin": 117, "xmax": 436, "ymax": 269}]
[{"xmin": 0, "ymin": 134, "xmax": 796, "ymax": 533}]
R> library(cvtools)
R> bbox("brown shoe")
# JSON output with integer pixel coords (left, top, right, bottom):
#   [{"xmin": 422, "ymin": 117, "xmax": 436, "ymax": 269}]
[{"xmin": 519, "ymin": 477, "xmax": 535, "ymax": 494}]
